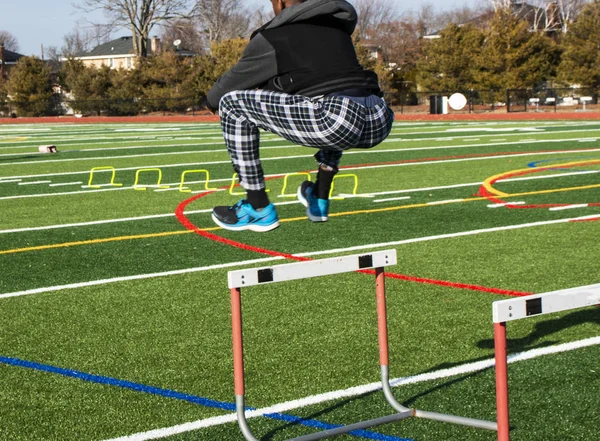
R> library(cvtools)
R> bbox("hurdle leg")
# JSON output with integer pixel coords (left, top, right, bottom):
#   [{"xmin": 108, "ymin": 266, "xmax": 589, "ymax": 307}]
[
  {"xmin": 231, "ymin": 287, "xmax": 260, "ymax": 441},
  {"xmin": 376, "ymin": 267, "xmax": 499, "ymax": 431},
  {"xmin": 494, "ymin": 321, "xmax": 510, "ymax": 441},
  {"xmin": 375, "ymin": 267, "xmax": 414, "ymax": 417}
]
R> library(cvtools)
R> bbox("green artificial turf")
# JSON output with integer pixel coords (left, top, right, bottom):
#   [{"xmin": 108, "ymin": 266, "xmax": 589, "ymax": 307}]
[{"xmin": 0, "ymin": 120, "xmax": 598, "ymax": 441}]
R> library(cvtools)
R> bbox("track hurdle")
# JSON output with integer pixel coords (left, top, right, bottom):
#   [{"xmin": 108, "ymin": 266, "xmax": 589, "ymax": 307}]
[
  {"xmin": 88, "ymin": 166, "xmax": 123, "ymax": 189},
  {"xmin": 227, "ymin": 250, "xmax": 498, "ymax": 441},
  {"xmin": 329, "ymin": 174, "xmax": 359, "ymax": 200},
  {"xmin": 133, "ymin": 168, "xmax": 170, "ymax": 191},
  {"xmin": 179, "ymin": 169, "xmax": 217, "ymax": 193},
  {"xmin": 279, "ymin": 172, "xmax": 311, "ymax": 198},
  {"xmin": 492, "ymin": 283, "xmax": 600, "ymax": 441}
]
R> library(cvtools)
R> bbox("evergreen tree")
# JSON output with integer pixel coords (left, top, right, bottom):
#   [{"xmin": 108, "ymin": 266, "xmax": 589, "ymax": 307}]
[
  {"xmin": 6, "ymin": 57, "xmax": 56, "ymax": 116},
  {"xmin": 137, "ymin": 51, "xmax": 194, "ymax": 112},
  {"xmin": 107, "ymin": 68, "xmax": 142, "ymax": 115},
  {"xmin": 61, "ymin": 60, "xmax": 114, "ymax": 115},
  {"xmin": 416, "ymin": 23, "xmax": 485, "ymax": 92},
  {"xmin": 191, "ymin": 37, "xmax": 248, "ymax": 96},
  {"xmin": 557, "ymin": 0, "xmax": 600, "ymax": 88},
  {"xmin": 476, "ymin": 11, "xmax": 559, "ymax": 93}
]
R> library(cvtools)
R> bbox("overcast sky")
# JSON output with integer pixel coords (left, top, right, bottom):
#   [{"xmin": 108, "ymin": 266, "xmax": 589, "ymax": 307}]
[{"xmin": 3, "ymin": 0, "xmax": 478, "ymax": 57}]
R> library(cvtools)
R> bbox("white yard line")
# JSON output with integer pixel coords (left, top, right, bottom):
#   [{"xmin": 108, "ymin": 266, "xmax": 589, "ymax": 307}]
[
  {"xmin": 294, "ymin": 214, "xmax": 600, "ymax": 258},
  {"xmin": 2, "ymin": 147, "xmax": 599, "ymax": 201},
  {"xmin": 101, "ymin": 336, "xmax": 600, "ymax": 441},
  {"xmin": 2, "ymin": 213, "xmax": 598, "ymax": 299},
  {"xmin": 49, "ymin": 182, "xmax": 83, "ymax": 187},
  {"xmin": 18, "ymin": 180, "xmax": 51, "ymax": 185},
  {"xmin": 0, "ymin": 201, "xmax": 302, "ymax": 234},
  {"xmin": 0, "ymin": 257, "xmax": 285, "ymax": 300},
  {"xmin": 488, "ymin": 202, "xmax": 526, "ymax": 208},
  {"xmin": 549, "ymin": 204, "xmax": 589, "ymax": 211},
  {"xmin": 2, "ymin": 135, "xmax": 598, "ymax": 169},
  {"xmin": 1, "ymin": 165, "xmax": 597, "ymax": 230},
  {"xmin": 373, "ymin": 196, "xmax": 411, "ymax": 203},
  {"xmin": 427, "ymin": 199, "xmax": 465, "ymax": 205}
]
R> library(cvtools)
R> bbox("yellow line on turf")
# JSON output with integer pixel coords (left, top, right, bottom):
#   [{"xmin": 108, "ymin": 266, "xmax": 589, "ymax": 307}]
[
  {"xmin": 0, "ymin": 229, "xmax": 202, "ymax": 255},
  {"xmin": 0, "ymin": 137, "xmax": 28, "ymax": 142},
  {"xmin": 482, "ymin": 160, "xmax": 600, "ymax": 197},
  {"xmin": 2, "ymin": 181, "xmax": 597, "ymax": 256}
]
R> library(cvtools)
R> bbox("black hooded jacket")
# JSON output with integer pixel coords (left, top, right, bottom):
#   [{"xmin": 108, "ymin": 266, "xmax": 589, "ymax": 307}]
[{"xmin": 206, "ymin": 0, "xmax": 381, "ymax": 110}]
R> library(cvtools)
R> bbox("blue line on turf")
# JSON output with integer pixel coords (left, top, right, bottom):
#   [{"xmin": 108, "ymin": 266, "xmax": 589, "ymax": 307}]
[
  {"xmin": 0, "ymin": 355, "xmax": 412, "ymax": 441},
  {"xmin": 528, "ymin": 157, "xmax": 593, "ymax": 169}
]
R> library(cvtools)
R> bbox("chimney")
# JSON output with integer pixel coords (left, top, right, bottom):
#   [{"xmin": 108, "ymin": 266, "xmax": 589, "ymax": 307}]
[{"xmin": 151, "ymin": 36, "xmax": 161, "ymax": 54}]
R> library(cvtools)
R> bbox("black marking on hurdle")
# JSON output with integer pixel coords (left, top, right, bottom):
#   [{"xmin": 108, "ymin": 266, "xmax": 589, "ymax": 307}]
[
  {"xmin": 257, "ymin": 268, "xmax": 274, "ymax": 284},
  {"xmin": 526, "ymin": 298, "xmax": 542, "ymax": 316},
  {"xmin": 358, "ymin": 254, "xmax": 373, "ymax": 269}
]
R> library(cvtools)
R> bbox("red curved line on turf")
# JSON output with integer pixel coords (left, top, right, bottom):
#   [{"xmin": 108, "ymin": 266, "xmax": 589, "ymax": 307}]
[
  {"xmin": 358, "ymin": 269, "xmax": 532, "ymax": 296},
  {"xmin": 174, "ymin": 187, "xmax": 531, "ymax": 297},
  {"xmin": 174, "ymin": 188, "xmax": 310, "ymax": 261}
]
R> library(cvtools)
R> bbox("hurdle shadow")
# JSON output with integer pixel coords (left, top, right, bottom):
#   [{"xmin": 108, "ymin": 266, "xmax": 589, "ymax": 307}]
[
  {"xmin": 476, "ymin": 308, "xmax": 599, "ymax": 351},
  {"xmin": 418, "ymin": 308, "xmax": 598, "ymax": 375},
  {"xmin": 259, "ymin": 391, "xmax": 379, "ymax": 441},
  {"xmin": 259, "ymin": 366, "xmax": 498, "ymax": 441}
]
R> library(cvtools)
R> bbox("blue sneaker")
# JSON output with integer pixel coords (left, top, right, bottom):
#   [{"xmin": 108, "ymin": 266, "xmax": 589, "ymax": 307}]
[
  {"xmin": 212, "ymin": 199, "xmax": 280, "ymax": 232},
  {"xmin": 297, "ymin": 181, "xmax": 329, "ymax": 222}
]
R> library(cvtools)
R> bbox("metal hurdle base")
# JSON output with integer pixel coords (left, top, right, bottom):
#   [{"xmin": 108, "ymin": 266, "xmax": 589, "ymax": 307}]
[{"xmin": 227, "ymin": 250, "xmax": 498, "ymax": 441}]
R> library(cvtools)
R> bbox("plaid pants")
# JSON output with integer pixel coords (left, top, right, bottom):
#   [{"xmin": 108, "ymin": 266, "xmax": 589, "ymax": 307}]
[{"xmin": 218, "ymin": 89, "xmax": 394, "ymax": 191}]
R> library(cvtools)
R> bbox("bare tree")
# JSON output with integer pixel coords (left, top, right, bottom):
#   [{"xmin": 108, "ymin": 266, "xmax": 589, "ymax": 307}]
[
  {"xmin": 60, "ymin": 27, "xmax": 98, "ymax": 58},
  {"xmin": 77, "ymin": 0, "xmax": 195, "ymax": 57},
  {"xmin": 488, "ymin": 0, "xmax": 513, "ymax": 12},
  {"xmin": 487, "ymin": 0, "xmax": 582, "ymax": 33},
  {"xmin": 0, "ymin": 30, "xmax": 20, "ymax": 52},
  {"xmin": 351, "ymin": 0, "xmax": 400, "ymax": 41},
  {"xmin": 553, "ymin": 0, "xmax": 585, "ymax": 32},
  {"xmin": 192, "ymin": 0, "xmax": 251, "ymax": 45},
  {"xmin": 161, "ymin": 18, "xmax": 205, "ymax": 53}
]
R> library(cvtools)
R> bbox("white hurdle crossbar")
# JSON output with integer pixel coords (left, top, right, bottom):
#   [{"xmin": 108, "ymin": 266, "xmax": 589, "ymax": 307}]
[
  {"xmin": 492, "ymin": 283, "xmax": 600, "ymax": 441},
  {"xmin": 227, "ymin": 250, "xmax": 498, "ymax": 441}
]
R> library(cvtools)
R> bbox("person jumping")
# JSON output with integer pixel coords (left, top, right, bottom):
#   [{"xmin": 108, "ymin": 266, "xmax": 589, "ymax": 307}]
[{"xmin": 207, "ymin": 0, "xmax": 394, "ymax": 232}]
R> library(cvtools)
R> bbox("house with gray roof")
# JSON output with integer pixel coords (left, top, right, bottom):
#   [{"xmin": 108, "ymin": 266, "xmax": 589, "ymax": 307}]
[
  {"xmin": 68, "ymin": 35, "xmax": 195, "ymax": 70},
  {"xmin": 0, "ymin": 45, "xmax": 24, "ymax": 76}
]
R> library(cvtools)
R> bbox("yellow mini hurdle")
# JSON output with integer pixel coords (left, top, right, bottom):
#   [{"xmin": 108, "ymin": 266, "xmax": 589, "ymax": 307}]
[
  {"xmin": 133, "ymin": 168, "xmax": 170, "ymax": 191},
  {"xmin": 88, "ymin": 166, "xmax": 123, "ymax": 189},
  {"xmin": 179, "ymin": 170, "xmax": 218, "ymax": 193},
  {"xmin": 279, "ymin": 172, "xmax": 311, "ymax": 198},
  {"xmin": 329, "ymin": 173, "xmax": 359, "ymax": 200}
]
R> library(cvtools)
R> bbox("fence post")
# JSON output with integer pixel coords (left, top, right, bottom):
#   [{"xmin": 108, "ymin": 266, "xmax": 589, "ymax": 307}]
[
  {"xmin": 506, "ymin": 89, "xmax": 510, "ymax": 113},
  {"xmin": 468, "ymin": 89, "xmax": 473, "ymax": 113}
]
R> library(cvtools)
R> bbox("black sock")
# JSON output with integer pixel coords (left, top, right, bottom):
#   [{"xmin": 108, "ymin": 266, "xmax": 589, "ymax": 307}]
[
  {"xmin": 246, "ymin": 189, "xmax": 270, "ymax": 210},
  {"xmin": 315, "ymin": 167, "xmax": 337, "ymax": 200}
]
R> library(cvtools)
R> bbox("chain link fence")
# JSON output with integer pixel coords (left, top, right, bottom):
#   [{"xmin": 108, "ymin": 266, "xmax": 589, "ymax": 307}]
[
  {"xmin": 0, "ymin": 96, "xmax": 205, "ymax": 118},
  {"xmin": 391, "ymin": 87, "xmax": 599, "ymax": 114},
  {"xmin": 1, "ymin": 88, "xmax": 598, "ymax": 118}
]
